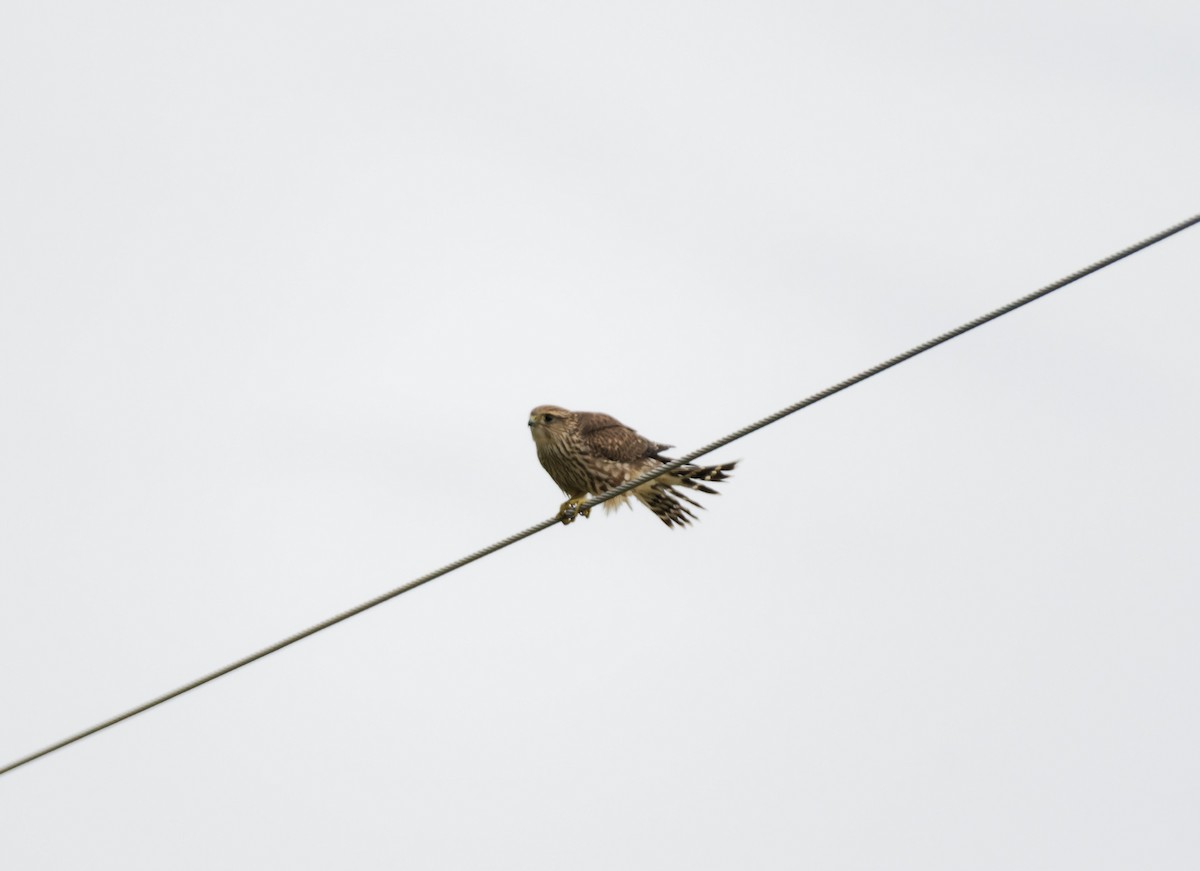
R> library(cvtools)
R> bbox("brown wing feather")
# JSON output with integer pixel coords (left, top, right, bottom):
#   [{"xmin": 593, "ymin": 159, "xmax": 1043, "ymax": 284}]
[{"xmin": 576, "ymin": 412, "xmax": 662, "ymax": 462}]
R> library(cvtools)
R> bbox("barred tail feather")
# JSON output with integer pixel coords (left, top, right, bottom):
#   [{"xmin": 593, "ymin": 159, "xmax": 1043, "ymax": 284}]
[
  {"xmin": 635, "ymin": 460, "xmax": 738, "ymax": 528},
  {"xmin": 674, "ymin": 461, "xmax": 736, "ymax": 494}
]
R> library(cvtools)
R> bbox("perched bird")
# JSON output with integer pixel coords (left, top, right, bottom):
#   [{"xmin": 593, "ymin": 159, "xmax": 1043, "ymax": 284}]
[{"xmin": 528, "ymin": 405, "xmax": 736, "ymax": 528}]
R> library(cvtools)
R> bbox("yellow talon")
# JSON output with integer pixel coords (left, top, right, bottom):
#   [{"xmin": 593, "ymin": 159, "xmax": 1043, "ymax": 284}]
[{"xmin": 557, "ymin": 497, "xmax": 591, "ymax": 524}]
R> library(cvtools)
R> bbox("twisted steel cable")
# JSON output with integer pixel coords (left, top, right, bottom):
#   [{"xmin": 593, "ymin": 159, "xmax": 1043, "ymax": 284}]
[{"xmin": 2, "ymin": 212, "xmax": 1197, "ymax": 777}]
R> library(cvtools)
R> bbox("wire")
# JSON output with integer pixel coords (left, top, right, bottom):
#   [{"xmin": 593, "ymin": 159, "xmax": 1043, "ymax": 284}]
[
  {"xmin": 3, "ymin": 212, "xmax": 1197, "ymax": 777},
  {"xmin": 569, "ymin": 211, "xmax": 1200, "ymax": 511}
]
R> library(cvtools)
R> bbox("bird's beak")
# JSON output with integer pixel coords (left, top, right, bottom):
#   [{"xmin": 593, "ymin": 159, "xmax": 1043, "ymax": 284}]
[{"xmin": 527, "ymin": 418, "xmax": 536, "ymax": 427}]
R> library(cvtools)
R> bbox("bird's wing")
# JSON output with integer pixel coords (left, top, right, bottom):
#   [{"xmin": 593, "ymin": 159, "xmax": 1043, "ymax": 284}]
[{"xmin": 576, "ymin": 412, "xmax": 663, "ymax": 462}]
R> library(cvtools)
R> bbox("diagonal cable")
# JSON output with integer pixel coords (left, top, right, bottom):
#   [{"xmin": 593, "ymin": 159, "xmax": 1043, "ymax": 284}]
[
  {"xmin": 2, "ymin": 212, "xmax": 1197, "ymax": 778},
  {"xmin": 568, "ymin": 212, "xmax": 1200, "ymax": 515}
]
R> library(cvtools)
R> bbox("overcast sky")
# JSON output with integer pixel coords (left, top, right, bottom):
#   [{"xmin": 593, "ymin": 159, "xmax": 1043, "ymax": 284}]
[{"xmin": 2, "ymin": 1, "xmax": 1198, "ymax": 868}]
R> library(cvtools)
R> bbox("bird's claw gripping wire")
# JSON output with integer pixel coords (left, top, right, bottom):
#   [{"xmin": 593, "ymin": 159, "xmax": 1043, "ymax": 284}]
[{"xmin": 557, "ymin": 497, "xmax": 591, "ymax": 525}]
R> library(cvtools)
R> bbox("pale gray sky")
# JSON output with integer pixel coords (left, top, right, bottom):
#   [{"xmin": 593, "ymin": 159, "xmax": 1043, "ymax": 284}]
[{"xmin": 2, "ymin": 1, "xmax": 1198, "ymax": 868}]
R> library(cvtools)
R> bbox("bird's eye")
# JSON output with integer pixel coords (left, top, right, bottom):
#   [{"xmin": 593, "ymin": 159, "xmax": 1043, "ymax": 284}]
[{"xmin": 542, "ymin": 414, "xmax": 554, "ymax": 423}]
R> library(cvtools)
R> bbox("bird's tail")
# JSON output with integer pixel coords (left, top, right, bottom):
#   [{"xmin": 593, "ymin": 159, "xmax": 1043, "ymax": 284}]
[{"xmin": 634, "ymin": 461, "xmax": 737, "ymax": 528}]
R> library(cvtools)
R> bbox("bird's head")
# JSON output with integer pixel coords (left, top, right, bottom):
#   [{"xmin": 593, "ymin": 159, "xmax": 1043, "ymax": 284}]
[{"xmin": 528, "ymin": 405, "xmax": 574, "ymax": 446}]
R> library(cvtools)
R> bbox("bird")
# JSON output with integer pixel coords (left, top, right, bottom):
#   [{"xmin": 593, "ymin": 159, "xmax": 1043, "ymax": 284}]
[{"xmin": 528, "ymin": 405, "xmax": 736, "ymax": 528}]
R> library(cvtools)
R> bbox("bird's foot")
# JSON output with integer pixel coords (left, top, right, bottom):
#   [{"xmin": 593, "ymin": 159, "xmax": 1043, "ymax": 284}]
[{"xmin": 557, "ymin": 497, "xmax": 591, "ymax": 525}]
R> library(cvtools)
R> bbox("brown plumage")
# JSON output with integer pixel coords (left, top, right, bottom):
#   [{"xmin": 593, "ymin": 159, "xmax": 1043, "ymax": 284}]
[{"xmin": 527, "ymin": 405, "xmax": 736, "ymax": 528}]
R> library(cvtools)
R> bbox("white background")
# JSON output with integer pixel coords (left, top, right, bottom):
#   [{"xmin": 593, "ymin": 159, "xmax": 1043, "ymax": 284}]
[{"xmin": 2, "ymin": 2, "xmax": 1198, "ymax": 868}]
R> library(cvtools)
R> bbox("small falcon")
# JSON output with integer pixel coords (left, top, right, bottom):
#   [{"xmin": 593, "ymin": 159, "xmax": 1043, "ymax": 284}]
[{"xmin": 528, "ymin": 405, "xmax": 736, "ymax": 528}]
